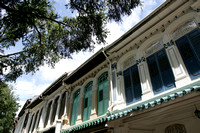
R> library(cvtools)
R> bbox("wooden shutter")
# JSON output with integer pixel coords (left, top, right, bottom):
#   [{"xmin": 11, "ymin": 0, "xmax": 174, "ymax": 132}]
[
  {"xmin": 103, "ymin": 79, "xmax": 109, "ymax": 114},
  {"xmin": 157, "ymin": 49, "xmax": 175, "ymax": 90},
  {"xmin": 176, "ymin": 30, "xmax": 200, "ymax": 79},
  {"xmin": 88, "ymin": 88, "xmax": 92, "ymax": 120},
  {"xmin": 98, "ymin": 72, "xmax": 108, "ymax": 115},
  {"xmin": 123, "ymin": 69, "xmax": 133, "ymax": 104},
  {"xmin": 189, "ymin": 29, "xmax": 200, "ymax": 59},
  {"xmin": 71, "ymin": 89, "xmax": 80, "ymax": 125},
  {"xmin": 131, "ymin": 65, "xmax": 142, "ymax": 101},
  {"xmin": 147, "ymin": 54, "xmax": 163, "ymax": 94},
  {"xmin": 98, "ymin": 84, "xmax": 104, "ymax": 115},
  {"xmin": 83, "ymin": 82, "xmax": 92, "ymax": 121}
]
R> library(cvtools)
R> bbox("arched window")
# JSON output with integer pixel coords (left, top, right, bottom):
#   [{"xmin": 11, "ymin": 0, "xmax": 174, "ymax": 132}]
[
  {"xmin": 44, "ymin": 101, "xmax": 52, "ymax": 128},
  {"xmin": 176, "ymin": 28, "xmax": 200, "ymax": 80},
  {"xmin": 165, "ymin": 124, "xmax": 187, "ymax": 133},
  {"xmin": 97, "ymin": 72, "xmax": 109, "ymax": 116},
  {"xmin": 147, "ymin": 48, "xmax": 175, "ymax": 94},
  {"xmin": 58, "ymin": 92, "xmax": 66, "ymax": 119},
  {"xmin": 51, "ymin": 96, "xmax": 59, "ymax": 124},
  {"xmin": 71, "ymin": 89, "xmax": 80, "ymax": 125},
  {"xmin": 123, "ymin": 64, "xmax": 142, "ymax": 105},
  {"xmin": 83, "ymin": 81, "xmax": 93, "ymax": 121}
]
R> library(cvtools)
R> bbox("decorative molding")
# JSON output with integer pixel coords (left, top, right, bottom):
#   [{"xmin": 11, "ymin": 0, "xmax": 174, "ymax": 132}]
[
  {"xmin": 145, "ymin": 40, "xmax": 163, "ymax": 56},
  {"xmin": 123, "ymin": 56, "xmax": 136, "ymax": 70},
  {"xmin": 117, "ymin": 71, "xmax": 122, "ymax": 77},
  {"xmin": 136, "ymin": 57, "xmax": 146, "ymax": 65},
  {"xmin": 172, "ymin": 20, "xmax": 197, "ymax": 40},
  {"xmin": 164, "ymin": 40, "xmax": 175, "ymax": 49},
  {"xmin": 111, "ymin": 63, "xmax": 117, "ymax": 70}
]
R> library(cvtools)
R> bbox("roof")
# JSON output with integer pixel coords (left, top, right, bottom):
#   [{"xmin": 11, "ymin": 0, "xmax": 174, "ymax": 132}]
[
  {"xmin": 27, "ymin": 72, "xmax": 68, "ymax": 109},
  {"xmin": 64, "ymin": 48, "xmax": 107, "ymax": 84}
]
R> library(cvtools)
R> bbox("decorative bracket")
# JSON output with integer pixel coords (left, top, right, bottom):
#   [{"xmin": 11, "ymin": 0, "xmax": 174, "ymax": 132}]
[
  {"xmin": 136, "ymin": 57, "xmax": 146, "ymax": 64},
  {"xmin": 111, "ymin": 63, "xmax": 117, "ymax": 70},
  {"xmin": 117, "ymin": 71, "xmax": 122, "ymax": 77},
  {"xmin": 164, "ymin": 40, "xmax": 175, "ymax": 49}
]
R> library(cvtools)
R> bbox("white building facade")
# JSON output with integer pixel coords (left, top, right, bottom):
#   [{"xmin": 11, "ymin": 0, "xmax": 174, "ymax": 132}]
[{"xmin": 14, "ymin": 0, "xmax": 200, "ymax": 133}]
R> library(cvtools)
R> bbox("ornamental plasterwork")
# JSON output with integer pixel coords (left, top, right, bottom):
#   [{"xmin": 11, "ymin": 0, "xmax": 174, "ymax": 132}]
[
  {"xmin": 145, "ymin": 40, "xmax": 164, "ymax": 57},
  {"xmin": 172, "ymin": 20, "xmax": 197, "ymax": 40},
  {"xmin": 165, "ymin": 124, "xmax": 187, "ymax": 133},
  {"xmin": 123, "ymin": 56, "xmax": 136, "ymax": 70}
]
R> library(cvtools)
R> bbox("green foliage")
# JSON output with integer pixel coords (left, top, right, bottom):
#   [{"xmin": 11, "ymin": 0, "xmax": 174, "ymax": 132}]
[
  {"xmin": 0, "ymin": 82, "xmax": 19, "ymax": 133},
  {"xmin": 0, "ymin": 0, "xmax": 141, "ymax": 81}
]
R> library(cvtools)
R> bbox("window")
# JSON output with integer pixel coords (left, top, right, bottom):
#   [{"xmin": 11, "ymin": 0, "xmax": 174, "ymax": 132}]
[
  {"xmin": 51, "ymin": 96, "xmax": 59, "ymax": 124},
  {"xmin": 82, "ymin": 81, "xmax": 93, "ymax": 121},
  {"xmin": 147, "ymin": 48, "xmax": 175, "ymax": 94},
  {"xmin": 71, "ymin": 89, "xmax": 80, "ymax": 125},
  {"xmin": 58, "ymin": 93, "xmax": 66, "ymax": 119},
  {"xmin": 97, "ymin": 72, "xmax": 109, "ymax": 116},
  {"xmin": 176, "ymin": 28, "xmax": 200, "ymax": 79},
  {"xmin": 44, "ymin": 101, "xmax": 52, "ymax": 128},
  {"xmin": 123, "ymin": 64, "xmax": 142, "ymax": 105}
]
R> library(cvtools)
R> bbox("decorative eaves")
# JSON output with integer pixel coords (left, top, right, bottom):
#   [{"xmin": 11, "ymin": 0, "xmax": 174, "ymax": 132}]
[
  {"xmin": 61, "ymin": 117, "xmax": 107, "ymax": 133},
  {"xmin": 106, "ymin": 85, "xmax": 200, "ymax": 121}
]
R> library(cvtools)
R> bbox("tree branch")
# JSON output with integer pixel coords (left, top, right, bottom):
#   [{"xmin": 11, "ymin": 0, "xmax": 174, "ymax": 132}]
[{"xmin": 0, "ymin": 50, "xmax": 27, "ymax": 58}]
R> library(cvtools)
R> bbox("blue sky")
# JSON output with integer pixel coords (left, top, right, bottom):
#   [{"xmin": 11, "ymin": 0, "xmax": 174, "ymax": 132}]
[{"xmin": 13, "ymin": 0, "xmax": 165, "ymax": 114}]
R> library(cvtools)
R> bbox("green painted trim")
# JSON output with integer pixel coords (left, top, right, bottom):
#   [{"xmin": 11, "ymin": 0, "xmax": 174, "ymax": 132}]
[
  {"xmin": 106, "ymin": 83, "xmax": 200, "ymax": 121},
  {"xmin": 61, "ymin": 117, "xmax": 107, "ymax": 133}
]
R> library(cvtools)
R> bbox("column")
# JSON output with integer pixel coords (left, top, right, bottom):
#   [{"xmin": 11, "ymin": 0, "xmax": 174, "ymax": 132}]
[
  {"xmin": 90, "ymin": 83, "xmax": 98, "ymax": 119},
  {"xmin": 164, "ymin": 41, "xmax": 187, "ymax": 81},
  {"xmin": 137, "ymin": 57, "xmax": 154, "ymax": 100},
  {"xmin": 62, "ymin": 93, "xmax": 72, "ymax": 129},
  {"xmin": 47, "ymin": 100, "xmax": 55, "ymax": 127},
  {"xmin": 55, "ymin": 120, "xmax": 62, "ymax": 133}
]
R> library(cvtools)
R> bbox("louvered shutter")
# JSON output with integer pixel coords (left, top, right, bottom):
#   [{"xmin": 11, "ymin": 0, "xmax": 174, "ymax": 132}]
[
  {"xmin": 71, "ymin": 90, "xmax": 80, "ymax": 125},
  {"xmin": 147, "ymin": 54, "xmax": 163, "ymax": 94},
  {"xmin": 176, "ymin": 34, "xmax": 200, "ymax": 79},
  {"xmin": 189, "ymin": 29, "xmax": 200, "ymax": 59},
  {"xmin": 131, "ymin": 65, "xmax": 142, "ymax": 101},
  {"xmin": 98, "ymin": 83, "xmax": 104, "ymax": 115},
  {"xmin": 82, "ymin": 93, "xmax": 88, "ymax": 121},
  {"xmin": 123, "ymin": 69, "xmax": 133, "ymax": 104},
  {"xmin": 103, "ymin": 79, "xmax": 109, "ymax": 114},
  {"xmin": 88, "ymin": 89, "xmax": 92, "ymax": 120},
  {"xmin": 157, "ymin": 50, "xmax": 175, "ymax": 90}
]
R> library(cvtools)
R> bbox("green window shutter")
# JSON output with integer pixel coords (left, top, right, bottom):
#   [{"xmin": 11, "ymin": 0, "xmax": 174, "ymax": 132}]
[
  {"xmin": 83, "ymin": 82, "xmax": 93, "ymax": 121},
  {"xmin": 88, "ymin": 88, "xmax": 92, "ymax": 120},
  {"xmin": 103, "ymin": 79, "xmax": 109, "ymax": 114},
  {"xmin": 71, "ymin": 89, "xmax": 80, "ymax": 125},
  {"xmin": 98, "ymin": 72, "xmax": 108, "ymax": 116},
  {"xmin": 98, "ymin": 84, "xmax": 104, "ymax": 115}
]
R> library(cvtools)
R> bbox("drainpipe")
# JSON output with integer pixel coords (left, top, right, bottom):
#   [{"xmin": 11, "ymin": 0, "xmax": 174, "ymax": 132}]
[{"xmin": 102, "ymin": 48, "xmax": 115, "ymax": 112}]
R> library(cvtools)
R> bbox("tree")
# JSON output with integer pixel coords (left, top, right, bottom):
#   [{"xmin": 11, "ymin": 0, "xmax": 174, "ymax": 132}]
[
  {"xmin": 0, "ymin": 82, "xmax": 19, "ymax": 133},
  {"xmin": 0, "ymin": 0, "xmax": 141, "ymax": 82}
]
